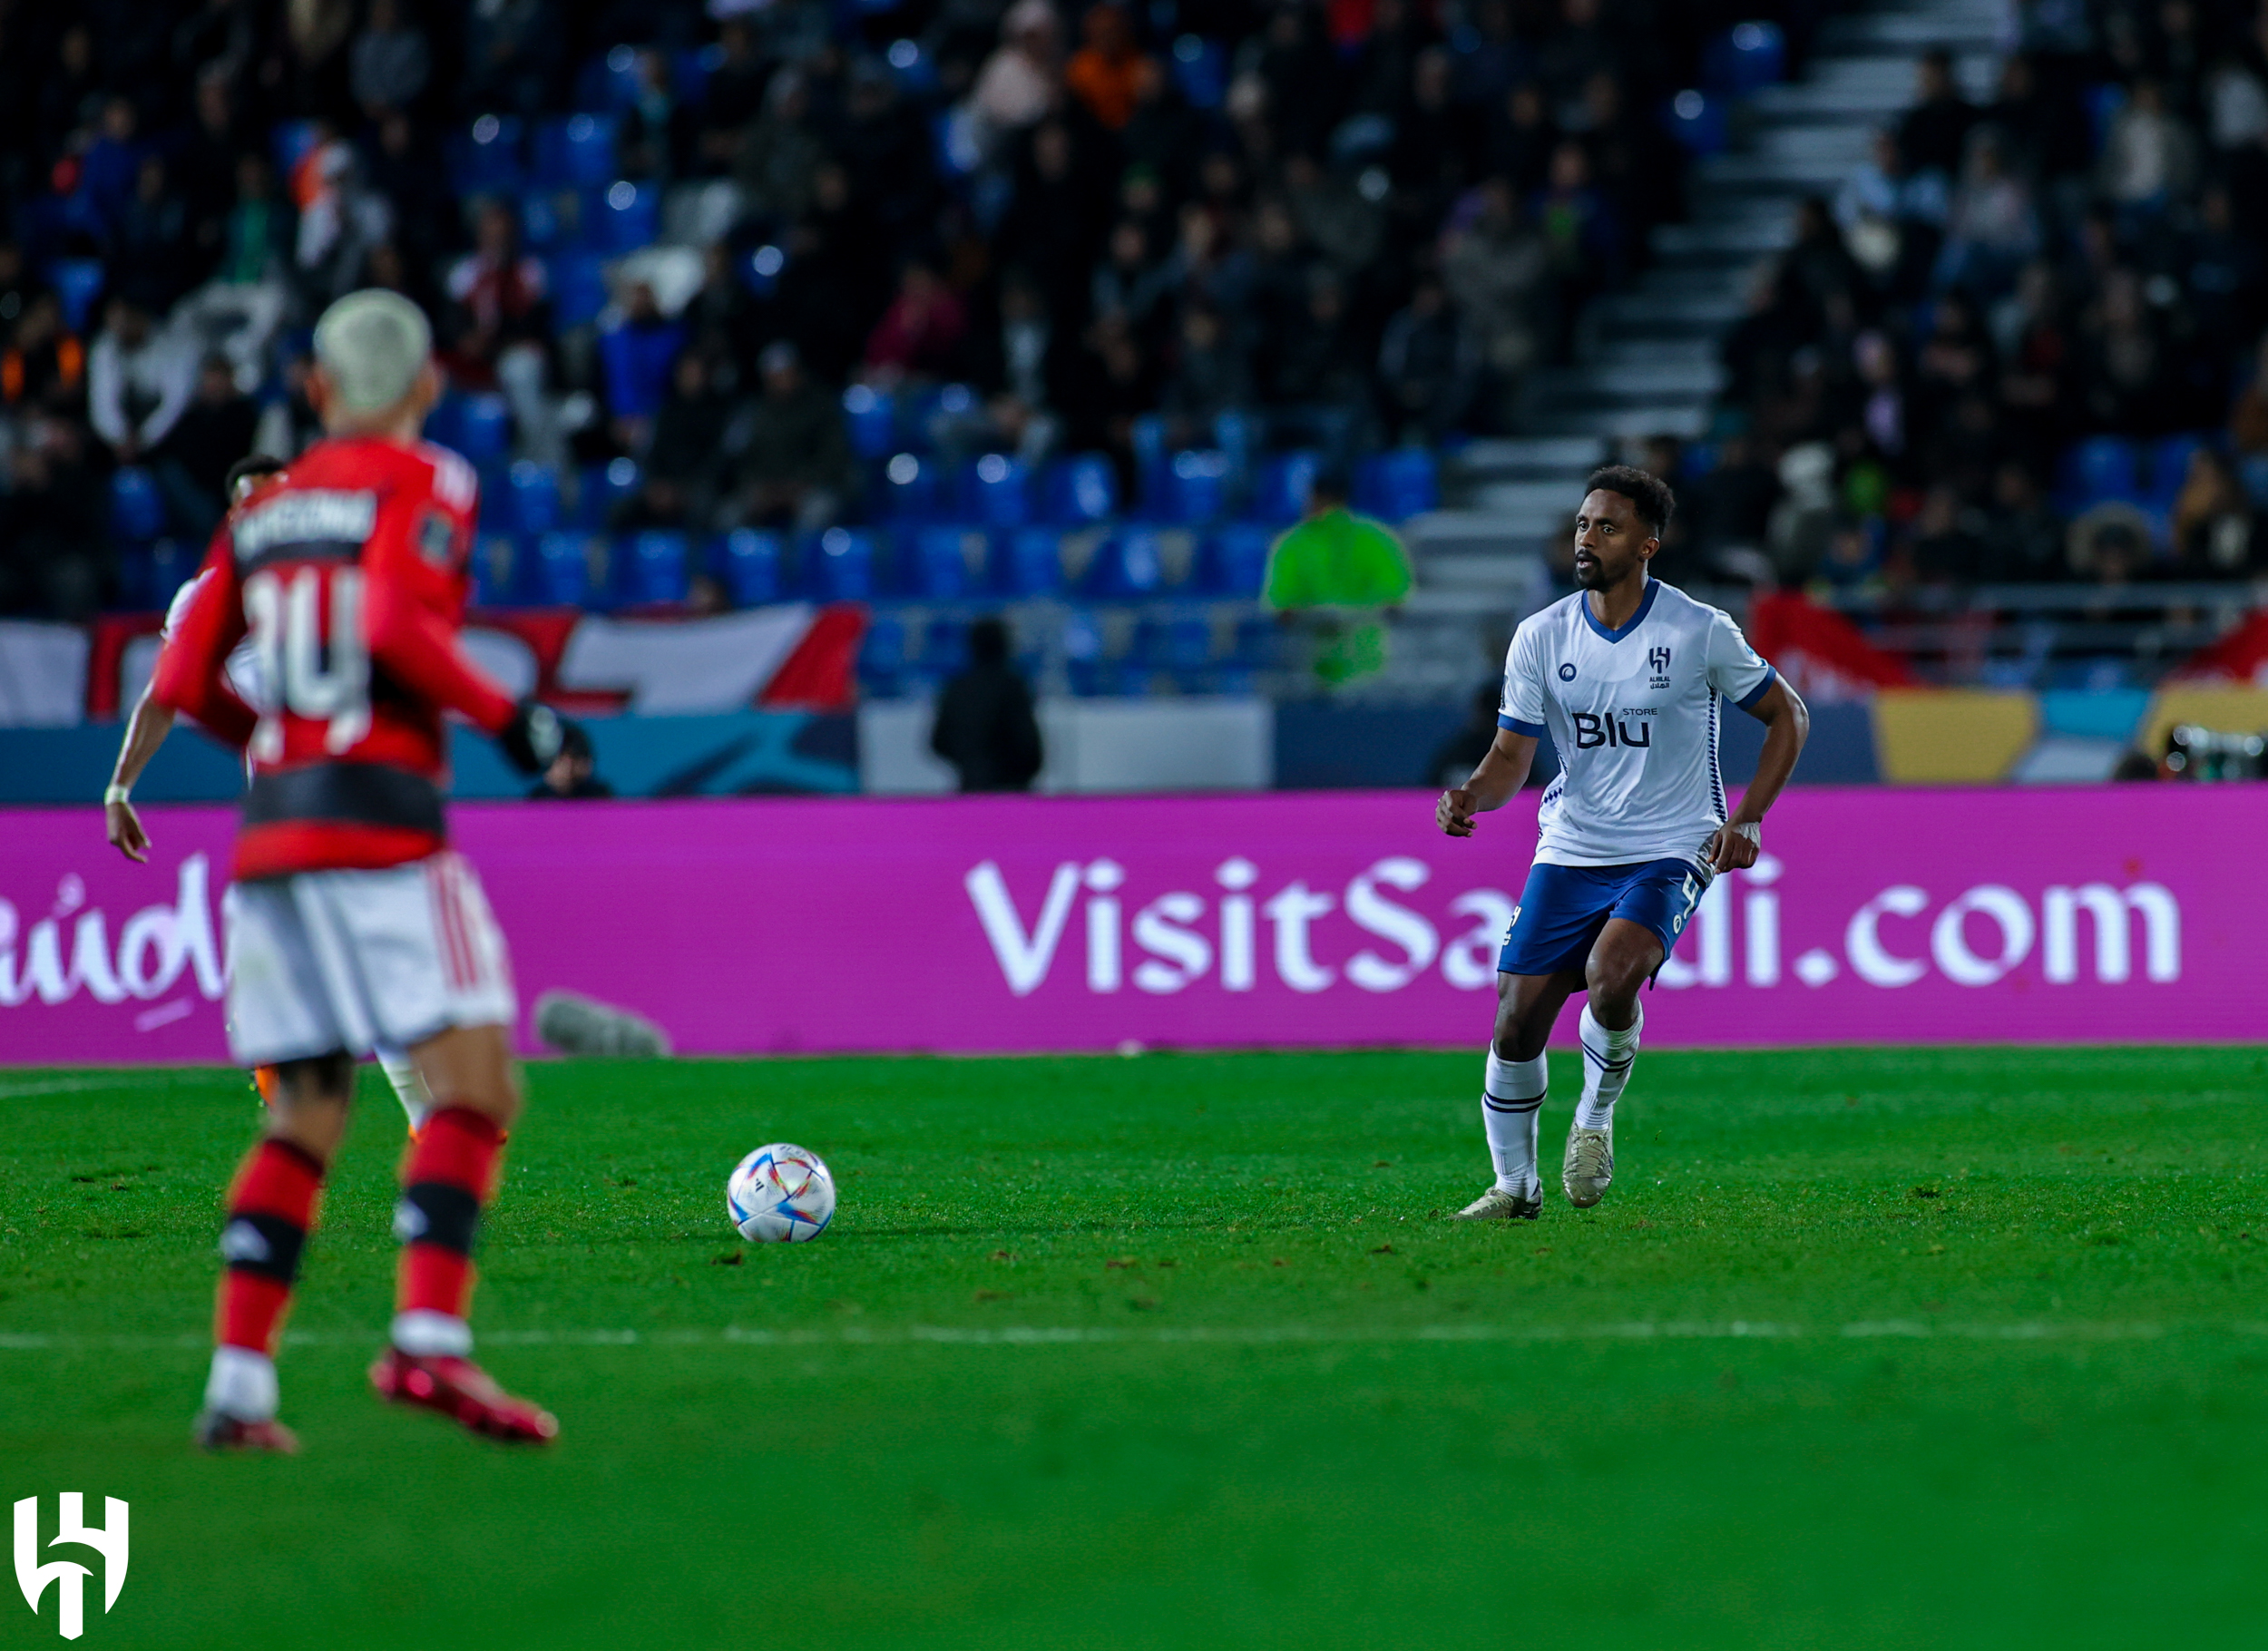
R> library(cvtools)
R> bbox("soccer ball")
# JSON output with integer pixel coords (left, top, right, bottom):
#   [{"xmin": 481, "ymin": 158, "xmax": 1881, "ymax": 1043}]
[{"xmin": 727, "ymin": 1144, "xmax": 836, "ymax": 1243}]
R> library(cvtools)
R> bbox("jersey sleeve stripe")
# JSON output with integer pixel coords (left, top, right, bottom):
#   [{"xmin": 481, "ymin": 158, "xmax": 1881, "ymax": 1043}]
[
  {"xmin": 1497, "ymin": 714, "xmax": 1547, "ymax": 737},
  {"xmin": 1735, "ymin": 664, "xmax": 1778, "ymax": 710}
]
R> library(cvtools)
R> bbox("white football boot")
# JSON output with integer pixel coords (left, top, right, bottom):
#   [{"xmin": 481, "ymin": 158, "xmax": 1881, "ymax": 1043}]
[
  {"xmin": 1451, "ymin": 1184, "xmax": 1542, "ymax": 1221},
  {"xmin": 1562, "ymin": 1122, "xmax": 1614, "ymax": 1208}
]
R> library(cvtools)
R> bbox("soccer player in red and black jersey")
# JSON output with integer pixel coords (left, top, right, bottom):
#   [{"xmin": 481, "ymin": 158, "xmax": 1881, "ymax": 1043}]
[{"xmin": 152, "ymin": 289, "xmax": 571, "ymax": 1451}]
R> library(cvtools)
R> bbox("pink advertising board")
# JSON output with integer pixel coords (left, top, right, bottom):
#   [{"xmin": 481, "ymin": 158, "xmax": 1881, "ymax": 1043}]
[{"xmin": 1, "ymin": 787, "xmax": 2258, "ymax": 1065}]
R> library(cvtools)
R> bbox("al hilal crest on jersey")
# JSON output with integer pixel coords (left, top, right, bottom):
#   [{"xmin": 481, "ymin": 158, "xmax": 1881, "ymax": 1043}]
[{"xmin": 1498, "ymin": 578, "xmax": 1777, "ymax": 872}]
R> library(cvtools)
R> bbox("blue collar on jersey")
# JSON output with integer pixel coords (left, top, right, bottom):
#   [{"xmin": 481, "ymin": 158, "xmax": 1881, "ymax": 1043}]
[{"xmin": 1579, "ymin": 576, "xmax": 1659, "ymax": 643}]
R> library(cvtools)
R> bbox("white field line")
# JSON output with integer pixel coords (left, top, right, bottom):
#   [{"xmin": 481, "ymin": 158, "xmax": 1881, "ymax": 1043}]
[
  {"xmin": 0, "ymin": 1072, "xmax": 192, "ymax": 1100},
  {"xmin": 4, "ymin": 1320, "xmax": 2266, "ymax": 1354}
]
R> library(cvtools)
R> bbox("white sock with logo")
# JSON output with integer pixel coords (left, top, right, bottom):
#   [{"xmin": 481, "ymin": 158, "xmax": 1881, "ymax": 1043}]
[
  {"xmin": 1482, "ymin": 1050, "xmax": 1547, "ymax": 1195},
  {"xmin": 377, "ymin": 1050, "xmax": 432, "ymax": 1133},
  {"xmin": 205, "ymin": 1345, "xmax": 279, "ymax": 1421},
  {"xmin": 1576, "ymin": 1003, "xmax": 1641, "ymax": 1130}
]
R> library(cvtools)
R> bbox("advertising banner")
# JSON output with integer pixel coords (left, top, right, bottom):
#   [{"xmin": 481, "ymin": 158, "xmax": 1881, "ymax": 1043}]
[{"xmin": 1, "ymin": 788, "xmax": 2257, "ymax": 1064}]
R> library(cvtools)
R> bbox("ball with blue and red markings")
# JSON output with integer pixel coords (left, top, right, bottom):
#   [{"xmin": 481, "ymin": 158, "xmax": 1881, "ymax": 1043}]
[{"xmin": 727, "ymin": 1144, "xmax": 836, "ymax": 1243}]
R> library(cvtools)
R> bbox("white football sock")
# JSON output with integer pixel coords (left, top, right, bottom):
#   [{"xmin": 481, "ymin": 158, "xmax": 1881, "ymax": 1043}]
[
  {"xmin": 391, "ymin": 1310, "xmax": 474, "ymax": 1358},
  {"xmin": 205, "ymin": 1345, "xmax": 279, "ymax": 1421},
  {"xmin": 1482, "ymin": 1050, "xmax": 1547, "ymax": 1194},
  {"xmin": 377, "ymin": 1049, "xmax": 432, "ymax": 1133},
  {"xmin": 1576, "ymin": 1002, "xmax": 1641, "ymax": 1130}
]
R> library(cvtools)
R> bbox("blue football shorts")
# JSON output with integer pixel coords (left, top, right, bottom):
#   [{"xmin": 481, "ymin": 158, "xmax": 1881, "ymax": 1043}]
[{"xmin": 1494, "ymin": 857, "xmax": 1710, "ymax": 979}]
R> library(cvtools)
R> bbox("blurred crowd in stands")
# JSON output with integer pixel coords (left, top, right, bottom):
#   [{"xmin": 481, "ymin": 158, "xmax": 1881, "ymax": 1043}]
[
  {"xmin": 0, "ymin": 0, "xmax": 1782, "ymax": 620},
  {"xmin": 1672, "ymin": 1, "xmax": 2268, "ymax": 597}
]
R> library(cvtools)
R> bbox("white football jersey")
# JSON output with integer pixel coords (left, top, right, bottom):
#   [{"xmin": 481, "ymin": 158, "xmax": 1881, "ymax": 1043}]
[
  {"xmin": 162, "ymin": 570, "xmax": 266, "ymax": 706},
  {"xmin": 1499, "ymin": 579, "xmax": 1776, "ymax": 870}
]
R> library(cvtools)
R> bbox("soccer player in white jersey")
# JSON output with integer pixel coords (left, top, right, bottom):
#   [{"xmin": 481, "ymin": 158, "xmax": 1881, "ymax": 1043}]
[{"xmin": 1436, "ymin": 465, "xmax": 1809, "ymax": 1219}]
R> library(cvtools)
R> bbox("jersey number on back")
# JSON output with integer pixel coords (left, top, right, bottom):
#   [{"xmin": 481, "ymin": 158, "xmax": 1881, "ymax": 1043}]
[{"xmin": 244, "ymin": 567, "xmax": 372, "ymax": 761}]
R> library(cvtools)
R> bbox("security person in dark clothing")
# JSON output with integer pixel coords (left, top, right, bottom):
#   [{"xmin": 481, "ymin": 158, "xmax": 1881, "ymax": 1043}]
[{"xmin": 930, "ymin": 616, "xmax": 1043, "ymax": 793}]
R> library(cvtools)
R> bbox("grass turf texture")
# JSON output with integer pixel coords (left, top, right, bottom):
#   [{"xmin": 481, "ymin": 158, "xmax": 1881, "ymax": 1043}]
[{"xmin": 2, "ymin": 1048, "xmax": 2265, "ymax": 1651}]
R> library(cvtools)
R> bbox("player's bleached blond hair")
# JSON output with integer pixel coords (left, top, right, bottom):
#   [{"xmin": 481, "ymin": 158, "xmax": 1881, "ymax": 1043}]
[{"xmin": 311, "ymin": 288, "xmax": 433, "ymax": 416}]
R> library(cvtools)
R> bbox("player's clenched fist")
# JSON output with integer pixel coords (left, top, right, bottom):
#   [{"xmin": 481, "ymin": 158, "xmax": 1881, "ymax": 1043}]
[{"xmin": 1437, "ymin": 788, "xmax": 1479, "ymax": 836}]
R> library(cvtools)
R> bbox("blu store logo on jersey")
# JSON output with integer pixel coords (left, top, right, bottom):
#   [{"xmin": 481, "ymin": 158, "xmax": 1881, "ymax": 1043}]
[
  {"xmin": 14, "ymin": 1495, "xmax": 128, "ymax": 1640},
  {"xmin": 1570, "ymin": 709, "xmax": 1655, "ymax": 749}
]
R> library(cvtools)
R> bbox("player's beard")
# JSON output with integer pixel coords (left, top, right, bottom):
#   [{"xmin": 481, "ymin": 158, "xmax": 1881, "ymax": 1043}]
[{"xmin": 1573, "ymin": 543, "xmax": 1650, "ymax": 591}]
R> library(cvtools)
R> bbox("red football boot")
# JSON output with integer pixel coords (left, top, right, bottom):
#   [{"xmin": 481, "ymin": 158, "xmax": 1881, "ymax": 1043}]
[
  {"xmin": 194, "ymin": 1410, "xmax": 300, "ymax": 1453},
  {"xmin": 369, "ymin": 1348, "xmax": 559, "ymax": 1444}
]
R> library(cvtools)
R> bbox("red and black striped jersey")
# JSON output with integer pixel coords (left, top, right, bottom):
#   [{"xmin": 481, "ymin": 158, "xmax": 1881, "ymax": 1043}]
[{"xmin": 152, "ymin": 435, "xmax": 516, "ymax": 881}]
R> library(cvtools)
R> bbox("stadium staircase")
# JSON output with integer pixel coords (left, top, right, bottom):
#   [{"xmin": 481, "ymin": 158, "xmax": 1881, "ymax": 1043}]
[{"xmin": 1393, "ymin": 0, "xmax": 2009, "ymax": 696}]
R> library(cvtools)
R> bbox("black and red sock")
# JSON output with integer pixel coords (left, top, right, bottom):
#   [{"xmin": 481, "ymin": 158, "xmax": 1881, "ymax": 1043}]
[
  {"xmin": 392, "ymin": 1106, "xmax": 504, "ymax": 1353},
  {"xmin": 213, "ymin": 1138, "xmax": 324, "ymax": 1357}
]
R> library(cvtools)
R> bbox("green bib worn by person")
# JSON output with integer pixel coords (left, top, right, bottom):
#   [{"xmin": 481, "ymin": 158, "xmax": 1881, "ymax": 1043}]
[{"xmin": 1262, "ymin": 470, "xmax": 1414, "ymax": 687}]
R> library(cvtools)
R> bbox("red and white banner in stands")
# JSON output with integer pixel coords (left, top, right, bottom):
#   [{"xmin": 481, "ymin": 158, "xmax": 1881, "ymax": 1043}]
[
  {"xmin": 1745, "ymin": 591, "xmax": 1916, "ymax": 703},
  {"xmin": 2, "ymin": 787, "xmax": 2259, "ymax": 1064},
  {"xmin": 2174, "ymin": 610, "xmax": 2268, "ymax": 684},
  {"xmin": 20, "ymin": 603, "xmax": 867, "ymax": 725}
]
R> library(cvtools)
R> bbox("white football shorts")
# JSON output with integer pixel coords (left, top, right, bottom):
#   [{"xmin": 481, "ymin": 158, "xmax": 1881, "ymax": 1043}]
[{"xmin": 223, "ymin": 852, "xmax": 517, "ymax": 1066}]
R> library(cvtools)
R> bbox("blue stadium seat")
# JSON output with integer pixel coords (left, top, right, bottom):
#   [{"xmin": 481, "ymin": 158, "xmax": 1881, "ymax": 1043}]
[
  {"xmin": 519, "ymin": 189, "xmax": 571, "ymax": 252},
  {"xmin": 533, "ymin": 114, "xmax": 620, "ymax": 190},
  {"xmin": 109, "ymin": 468, "xmax": 166, "ymax": 542},
  {"xmin": 449, "ymin": 115, "xmax": 526, "ymax": 195},
  {"xmin": 1061, "ymin": 607, "xmax": 1115, "ymax": 697},
  {"xmin": 535, "ymin": 532, "xmax": 596, "ymax": 606},
  {"xmin": 811, "ymin": 527, "xmax": 876, "ymax": 601},
  {"xmin": 1002, "ymin": 526, "xmax": 1066, "ymax": 597},
  {"xmin": 271, "ymin": 120, "xmax": 320, "ymax": 178},
  {"xmin": 548, "ymin": 252, "xmax": 611, "ymax": 329},
  {"xmin": 2147, "ymin": 433, "xmax": 2214, "ymax": 503},
  {"xmin": 857, "ymin": 613, "xmax": 908, "ymax": 695},
  {"xmin": 599, "ymin": 44, "xmax": 643, "ymax": 109},
  {"xmin": 922, "ymin": 616, "xmax": 970, "ymax": 677},
  {"xmin": 1136, "ymin": 614, "xmax": 1215, "ymax": 672},
  {"xmin": 883, "ymin": 453, "xmax": 943, "ymax": 523},
  {"xmin": 1204, "ymin": 523, "xmax": 1275, "ymax": 596},
  {"xmin": 1249, "ymin": 451, "xmax": 1322, "ymax": 523},
  {"xmin": 2063, "ymin": 436, "xmax": 2140, "ymax": 506},
  {"xmin": 1212, "ymin": 409, "xmax": 1263, "ymax": 488},
  {"xmin": 625, "ymin": 530, "xmax": 689, "ymax": 605},
  {"xmin": 1099, "ymin": 527, "xmax": 1168, "ymax": 596},
  {"xmin": 1230, "ymin": 613, "xmax": 1282, "ymax": 669},
  {"xmin": 1046, "ymin": 453, "xmax": 1119, "ymax": 525},
  {"xmin": 1171, "ymin": 34, "xmax": 1228, "ymax": 109},
  {"xmin": 575, "ymin": 457, "xmax": 641, "ymax": 529},
  {"xmin": 1663, "ymin": 88, "xmax": 1729, "ymax": 154},
  {"xmin": 719, "ymin": 529, "xmax": 783, "ymax": 606},
  {"xmin": 46, "ymin": 259, "xmax": 104, "ymax": 333},
  {"xmin": 912, "ymin": 526, "xmax": 984, "ymax": 599},
  {"xmin": 1357, "ymin": 449, "xmax": 1440, "ymax": 522},
  {"xmin": 449, "ymin": 393, "xmax": 513, "ymax": 466},
  {"xmin": 597, "ymin": 320, "xmax": 683, "ymax": 420},
  {"xmin": 469, "ymin": 536, "xmax": 520, "ymax": 606},
  {"xmin": 591, "ymin": 180, "xmax": 660, "ymax": 255},
  {"xmin": 968, "ymin": 453, "xmax": 1032, "ymax": 528},
  {"xmin": 843, "ymin": 385, "xmax": 896, "ymax": 461},
  {"xmin": 1129, "ymin": 415, "xmax": 1169, "ymax": 513},
  {"xmin": 146, "ymin": 540, "xmax": 195, "ymax": 609},
  {"xmin": 1168, "ymin": 450, "xmax": 1231, "ymax": 524},
  {"xmin": 503, "ymin": 461, "xmax": 562, "ymax": 536},
  {"xmin": 1705, "ymin": 21, "xmax": 1784, "ymax": 95}
]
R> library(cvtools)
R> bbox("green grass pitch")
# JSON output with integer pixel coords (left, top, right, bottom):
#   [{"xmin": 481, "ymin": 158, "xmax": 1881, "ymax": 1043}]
[{"xmin": 4, "ymin": 1047, "xmax": 2265, "ymax": 1650}]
